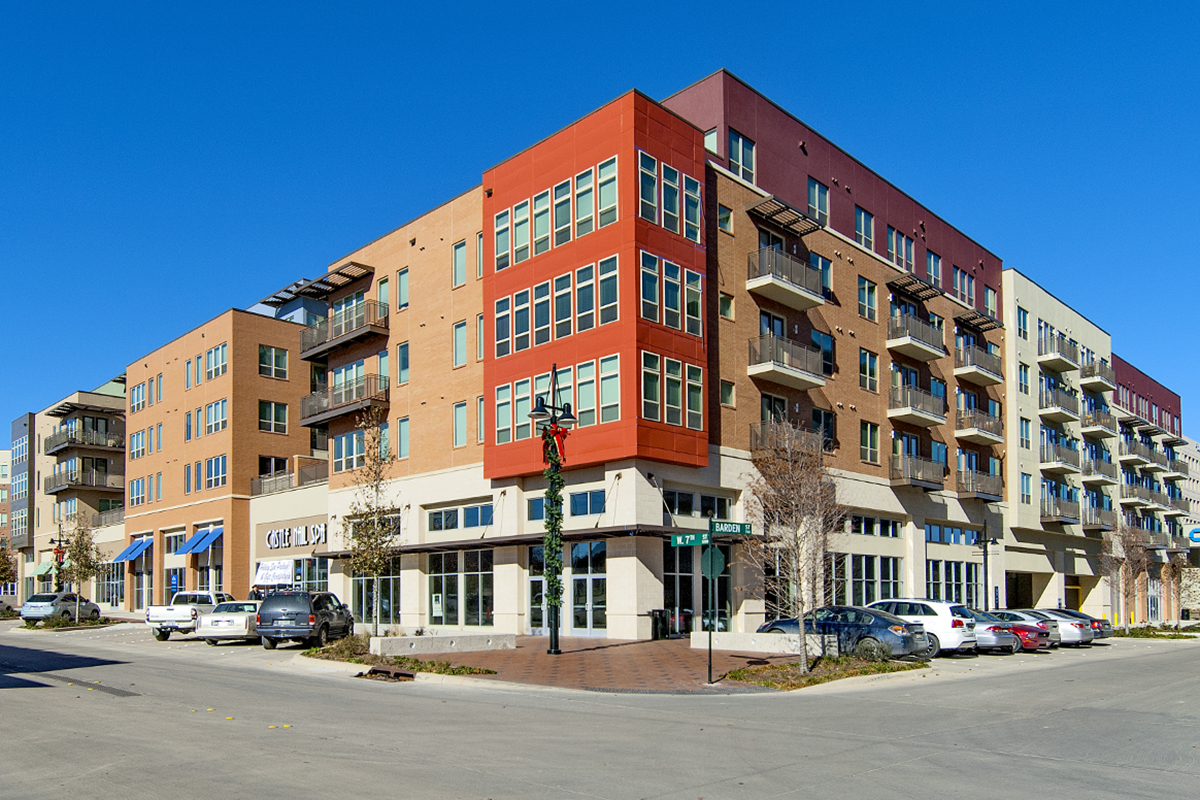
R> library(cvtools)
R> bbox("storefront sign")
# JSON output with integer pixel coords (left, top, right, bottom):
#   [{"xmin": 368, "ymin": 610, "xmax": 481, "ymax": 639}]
[
  {"xmin": 1189, "ymin": 527, "xmax": 1200, "ymax": 543},
  {"xmin": 254, "ymin": 559, "xmax": 295, "ymax": 585},
  {"xmin": 265, "ymin": 522, "xmax": 327, "ymax": 550}
]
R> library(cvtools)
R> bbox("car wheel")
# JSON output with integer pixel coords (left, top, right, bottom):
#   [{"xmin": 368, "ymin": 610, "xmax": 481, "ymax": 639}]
[
  {"xmin": 205, "ymin": 638, "xmax": 217, "ymax": 646},
  {"xmin": 921, "ymin": 633, "xmax": 940, "ymax": 659},
  {"xmin": 1009, "ymin": 638, "xmax": 1021, "ymax": 654},
  {"xmin": 89, "ymin": 610, "xmax": 100, "ymax": 621},
  {"xmin": 262, "ymin": 637, "xmax": 277, "ymax": 650},
  {"xmin": 311, "ymin": 625, "xmax": 328, "ymax": 648},
  {"xmin": 153, "ymin": 629, "xmax": 170, "ymax": 642}
]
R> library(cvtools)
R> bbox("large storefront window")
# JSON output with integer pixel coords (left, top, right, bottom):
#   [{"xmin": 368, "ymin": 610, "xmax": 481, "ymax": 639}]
[
  {"xmin": 427, "ymin": 550, "xmax": 494, "ymax": 627},
  {"xmin": 97, "ymin": 563, "xmax": 125, "ymax": 606},
  {"xmin": 463, "ymin": 550, "xmax": 494, "ymax": 626},
  {"xmin": 529, "ymin": 546, "xmax": 545, "ymax": 633},
  {"xmin": 353, "ymin": 556, "xmax": 402, "ymax": 626},
  {"xmin": 165, "ymin": 567, "xmax": 185, "ymax": 601},
  {"xmin": 428, "ymin": 552, "xmax": 458, "ymax": 626},
  {"xmin": 294, "ymin": 558, "xmax": 328, "ymax": 592},
  {"xmin": 925, "ymin": 559, "xmax": 979, "ymax": 604},
  {"xmin": 827, "ymin": 553, "xmax": 904, "ymax": 606},
  {"xmin": 662, "ymin": 540, "xmax": 693, "ymax": 634}
]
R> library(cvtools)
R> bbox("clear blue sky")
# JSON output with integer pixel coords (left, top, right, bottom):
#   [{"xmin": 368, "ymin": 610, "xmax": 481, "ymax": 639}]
[{"xmin": 3, "ymin": 2, "xmax": 1197, "ymax": 443}]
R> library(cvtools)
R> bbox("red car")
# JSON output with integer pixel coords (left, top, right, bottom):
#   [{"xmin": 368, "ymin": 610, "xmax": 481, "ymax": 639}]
[{"xmin": 1011, "ymin": 623, "xmax": 1052, "ymax": 651}]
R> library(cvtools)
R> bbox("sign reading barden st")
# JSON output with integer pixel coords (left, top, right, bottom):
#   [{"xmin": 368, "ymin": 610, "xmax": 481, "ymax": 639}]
[{"xmin": 709, "ymin": 520, "xmax": 752, "ymax": 536}]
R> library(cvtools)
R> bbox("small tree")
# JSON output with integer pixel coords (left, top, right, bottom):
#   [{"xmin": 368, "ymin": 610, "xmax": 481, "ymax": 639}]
[
  {"xmin": 742, "ymin": 420, "xmax": 845, "ymax": 673},
  {"xmin": 1160, "ymin": 551, "xmax": 1189, "ymax": 629},
  {"xmin": 1102, "ymin": 521, "xmax": 1150, "ymax": 631},
  {"xmin": 0, "ymin": 536, "xmax": 17, "ymax": 593},
  {"xmin": 60, "ymin": 513, "xmax": 105, "ymax": 622},
  {"xmin": 346, "ymin": 406, "xmax": 400, "ymax": 637}
]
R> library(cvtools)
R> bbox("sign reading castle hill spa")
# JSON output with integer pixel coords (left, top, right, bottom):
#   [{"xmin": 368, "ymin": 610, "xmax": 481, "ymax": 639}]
[
  {"xmin": 709, "ymin": 520, "xmax": 752, "ymax": 536},
  {"xmin": 264, "ymin": 522, "xmax": 328, "ymax": 550},
  {"xmin": 1190, "ymin": 527, "xmax": 1200, "ymax": 543}
]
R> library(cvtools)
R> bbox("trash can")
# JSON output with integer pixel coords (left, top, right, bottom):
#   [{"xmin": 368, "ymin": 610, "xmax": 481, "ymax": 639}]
[{"xmin": 649, "ymin": 609, "xmax": 669, "ymax": 640}]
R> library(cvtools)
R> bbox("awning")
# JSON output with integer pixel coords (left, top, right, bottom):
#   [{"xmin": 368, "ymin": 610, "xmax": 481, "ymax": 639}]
[
  {"xmin": 110, "ymin": 540, "xmax": 141, "ymax": 562},
  {"xmin": 176, "ymin": 529, "xmax": 209, "ymax": 555},
  {"xmin": 115, "ymin": 539, "xmax": 153, "ymax": 563},
  {"xmin": 32, "ymin": 562, "xmax": 54, "ymax": 576},
  {"xmin": 254, "ymin": 559, "xmax": 295, "ymax": 586},
  {"xmin": 192, "ymin": 526, "xmax": 224, "ymax": 553}
]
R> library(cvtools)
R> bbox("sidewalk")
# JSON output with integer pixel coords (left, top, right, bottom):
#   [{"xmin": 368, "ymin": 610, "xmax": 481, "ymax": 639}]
[{"xmin": 407, "ymin": 635, "xmax": 796, "ymax": 693}]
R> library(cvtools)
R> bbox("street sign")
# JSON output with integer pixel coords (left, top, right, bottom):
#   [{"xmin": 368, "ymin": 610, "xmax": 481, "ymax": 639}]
[
  {"xmin": 709, "ymin": 520, "xmax": 752, "ymax": 536},
  {"xmin": 671, "ymin": 532, "xmax": 710, "ymax": 547},
  {"xmin": 700, "ymin": 546, "xmax": 725, "ymax": 578}
]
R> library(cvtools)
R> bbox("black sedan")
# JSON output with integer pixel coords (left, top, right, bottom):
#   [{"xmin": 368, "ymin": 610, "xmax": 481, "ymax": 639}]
[{"xmin": 757, "ymin": 605, "xmax": 926, "ymax": 657}]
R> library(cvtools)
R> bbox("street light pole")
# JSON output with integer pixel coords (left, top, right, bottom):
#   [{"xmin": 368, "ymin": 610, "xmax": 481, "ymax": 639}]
[{"xmin": 528, "ymin": 364, "xmax": 576, "ymax": 656}]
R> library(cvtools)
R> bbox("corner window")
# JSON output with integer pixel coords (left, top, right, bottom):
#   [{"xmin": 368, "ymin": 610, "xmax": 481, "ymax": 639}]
[
  {"xmin": 703, "ymin": 128, "xmax": 718, "ymax": 153},
  {"xmin": 717, "ymin": 204, "xmax": 732, "ymax": 232},
  {"xmin": 728, "ymin": 129, "xmax": 755, "ymax": 182}
]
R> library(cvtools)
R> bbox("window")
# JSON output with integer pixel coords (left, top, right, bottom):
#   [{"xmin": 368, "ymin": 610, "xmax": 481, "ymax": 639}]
[
  {"xmin": 574, "ymin": 168, "xmax": 594, "ymax": 237},
  {"xmin": 858, "ymin": 277, "xmax": 877, "ymax": 321},
  {"xmin": 553, "ymin": 180, "xmax": 572, "ymax": 246},
  {"xmin": 205, "ymin": 399, "xmax": 227, "ymax": 434},
  {"xmin": 683, "ymin": 175, "xmax": 701, "ymax": 243},
  {"xmin": 494, "ymin": 298, "xmax": 511, "ymax": 358},
  {"xmin": 148, "ymin": 376, "xmax": 154, "ymax": 406},
  {"xmin": 704, "ymin": 128, "xmax": 718, "ymax": 153},
  {"xmin": 1020, "ymin": 473, "xmax": 1032, "ymax": 505},
  {"xmin": 397, "ymin": 342, "xmax": 410, "ymax": 384},
  {"xmin": 926, "ymin": 251, "xmax": 942, "ymax": 286},
  {"xmin": 574, "ymin": 264, "xmax": 595, "ymax": 333},
  {"xmin": 533, "ymin": 282, "xmax": 551, "ymax": 345},
  {"xmin": 576, "ymin": 362, "xmax": 596, "ymax": 427},
  {"xmin": 477, "ymin": 231, "xmax": 484, "ymax": 278},
  {"xmin": 532, "ymin": 190, "xmax": 551, "ymax": 256},
  {"xmin": 393, "ymin": 416, "xmax": 408, "ymax": 459},
  {"xmin": 461, "ymin": 549, "xmax": 494, "ymax": 626},
  {"xmin": 130, "ymin": 383, "xmax": 146, "ymax": 413},
  {"xmin": 428, "ymin": 552, "xmax": 458, "ymax": 626},
  {"xmin": 664, "ymin": 359, "xmax": 683, "ymax": 425},
  {"xmin": 850, "ymin": 515, "xmax": 902, "ymax": 538},
  {"xmin": 477, "ymin": 397, "xmax": 485, "ymax": 443},
  {"xmin": 685, "ymin": 270, "xmax": 702, "ymax": 336},
  {"xmin": 513, "ymin": 290, "xmax": 531, "ymax": 352},
  {"xmin": 452, "ymin": 240, "xmax": 467, "ymax": 287},
  {"xmin": 952, "ymin": 266, "xmax": 976, "ymax": 306},
  {"xmin": 826, "ymin": 553, "xmax": 903, "ymax": 606},
  {"xmin": 718, "ymin": 293, "xmax": 733, "ymax": 320},
  {"xmin": 205, "ymin": 343, "xmax": 228, "ymax": 380},
  {"xmin": 812, "ymin": 331, "xmax": 834, "ymax": 376},
  {"xmin": 129, "ymin": 478, "xmax": 146, "ymax": 506},
  {"xmin": 861, "ymin": 421, "xmax": 879, "ymax": 463},
  {"xmin": 686, "ymin": 365, "xmax": 703, "ymax": 430},
  {"xmin": 855, "ymin": 207, "xmax": 874, "ymax": 249},
  {"xmin": 598, "ymin": 256, "xmax": 618, "ymax": 324},
  {"xmin": 205, "ymin": 455, "xmax": 227, "ymax": 489},
  {"xmin": 1017, "ymin": 307, "xmax": 1029, "ymax": 340},
  {"xmin": 810, "ymin": 252, "xmax": 832, "ymax": 298},
  {"xmin": 1018, "ymin": 363, "xmax": 1030, "ymax": 394},
  {"xmin": 156, "ymin": 472, "xmax": 162, "ymax": 501},
  {"xmin": 808, "ymin": 178, "xmax": 829, "ymax": 226},
  {"xmin": 984, "ymin": 285, "xmax": 998, "ymax": 318},
  {"xmin": 333, "ymin": 431, "xmax": 365, "ymax": 472},
  {"xmin": 597, "ymin": 157, "xmax": 618, "ymax": 227},
  {"xmin": 396, "ymin": 268, "xmax": 409, "ymax": 310},
  {"xmin": 512, "ymin": 201, "xmax": 530, "ymax": 264},
  {"xmin": 453, "ymin": 321, "xmax": 467, "ymax": 367},
  {"xmin": 259, "ymin": 345, "xmax": 287, "ymax": 379},
  {"xmin": 1020, "ymin": 418, "xmax": 1031, "ymax": 449},
  {"xmin": 514, "ymin": 379, "xmax": 532, "ymax": 440},
  {"xmin": 639, "ymin": 152, "xmax": 658, "ymax": 222},
  {"xmin": 194, "ymin": 461, "xmax": 201, "ymax": 492},
  {"xmin": 453, "ymin": 401, "xmax": 467, "ymax": 447},
  {"xmin": 886, "ymin": 227, "xmax": 915, "ymax": 272},
  {"xmin": 813, "ymin": 408, "xmax": 835, "ymax": 446},
  {"xmin": 720, "ymin": 380, "xmax": 735, "ymax": 406},
  {"xmin": 130, "ymin": 430, "xmax": 146, "ymax": 459},
  {"xmin": 717, "ymin": 204, "xmax": 732, "ymax": 232},
  {"xmin": 495, "ymin": 384, "xmax": 512, "ymax": 444},
  {"xmin": 859, "ymin": 349, "xmax": 878, "ymax": 391},
  {"xmin": 527, "ymin": 497, "xmax": 545, "ymax": 521},
  {"xmin": 259, "ymin": 401, "xmax": 287, "ymax": 433},
  {"xmin": 477, "ymin": 314, "xmax": 485, "ymax": 360},
  {"xmin": 185, "ymin": 365, "xmax": 191, "ymax": 389},
  {"xmin": 640, "ymin": 252, "xmax": 659, "ymax": 322},
  {"xmin": 642, "ymin": 352, "xmax": 661, "ymax": 421},
  {"xmin": 599, "ymin": 355, "xmax": 620, "ymax": 423},
  {"xmin": 570, "ymin": 490, "xmax": 606, "ymax": 516},
  {"xmin": 728, "ymin": 129, "xmax": 755, "ymax": 182}
]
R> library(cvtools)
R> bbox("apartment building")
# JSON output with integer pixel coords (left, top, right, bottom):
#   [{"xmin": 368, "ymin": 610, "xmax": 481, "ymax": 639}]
[
  {"xmin": 1177, "ymin": 434, "xmax": 1200, "ymax": 542},
  {"xmin": 115, "ymin": 308, "xmax": 316, "ymax": 608},
  {"xmin": 0, "ymin": 449, "xmax": 11, "ymax": 600},
  {"xmin": 9, "ymin": 415, "xmax": 34, "ymax": 597}
]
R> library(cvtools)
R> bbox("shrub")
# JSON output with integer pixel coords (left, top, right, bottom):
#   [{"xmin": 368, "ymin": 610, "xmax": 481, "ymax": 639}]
[{"xmin": 853, "ymin": 638, "xmax": 893, "ymax": 662}]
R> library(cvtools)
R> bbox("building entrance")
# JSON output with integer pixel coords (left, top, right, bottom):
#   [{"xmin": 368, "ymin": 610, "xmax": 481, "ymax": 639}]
[
  {"xmin": 570, "ymin": 541, "xmax": 606, "ymax": 635},
  {"xmin": 1006, "ymin": 571, "xmax": 1034, "ymax": 609}
]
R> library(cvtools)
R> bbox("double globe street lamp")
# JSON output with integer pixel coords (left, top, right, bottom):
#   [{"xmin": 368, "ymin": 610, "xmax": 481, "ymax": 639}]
[{"xmin": 528, "ymin": 364, "xmax": 576, "ymax": 656}]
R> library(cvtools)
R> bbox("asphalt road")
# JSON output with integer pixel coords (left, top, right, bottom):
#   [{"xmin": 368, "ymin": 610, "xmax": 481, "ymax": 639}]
[{"xmin": 2, "ymin": 620, "xmax": 1198, "ymax": 800}]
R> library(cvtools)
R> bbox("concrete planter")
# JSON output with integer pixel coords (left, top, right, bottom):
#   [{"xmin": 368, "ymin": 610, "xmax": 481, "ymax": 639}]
[
  {"xmin": 689, "ymin": 631, "xmax": 836, "ymax": 657},
  {"xmin": 369, "ymin": 633, "xmax": 516, "ymax": 656}
]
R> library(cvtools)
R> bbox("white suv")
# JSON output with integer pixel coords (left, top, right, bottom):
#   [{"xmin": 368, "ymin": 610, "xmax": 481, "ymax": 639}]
[{"xmin": 867, "ymin": 599, "xmax": 978, "ymax": 658}]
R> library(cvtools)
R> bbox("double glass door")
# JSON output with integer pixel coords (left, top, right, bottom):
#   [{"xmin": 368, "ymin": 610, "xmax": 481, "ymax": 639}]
[{"xmin": 570, "ymin": 542, "xmax": 607, "ymax": 635}]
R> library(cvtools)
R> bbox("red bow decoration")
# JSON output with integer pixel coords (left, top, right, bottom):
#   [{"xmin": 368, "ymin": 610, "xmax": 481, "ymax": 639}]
[{"xmin": 542, "ymin": 423, "xmax": 570, "ymax": 465}]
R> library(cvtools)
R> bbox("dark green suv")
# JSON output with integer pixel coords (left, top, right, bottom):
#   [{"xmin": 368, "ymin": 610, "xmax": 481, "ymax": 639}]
[{"xmin": 257, "ymin": 590, "xmax": 354, "ymax": 649}]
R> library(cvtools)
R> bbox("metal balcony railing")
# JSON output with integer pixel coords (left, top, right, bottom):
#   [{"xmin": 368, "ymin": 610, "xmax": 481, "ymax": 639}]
[
  {"xmin": 1041, "ymin": 496, "xmax": 1080, "ymax": 521},
  {"xmin": 45, "ymin": 427, "xmax": 125, "ymax": 453},
  {"xmin": 1080, "ymin": 361, "xmax": 1116, "ymax": 386},
  {"xmin": 1038, "ymin": 335, "xmax": 1079, "ymax": 364},
  {"xmin": 1148, "ymin": 449, "xmax": 1169, "ymax": 468},
  {"xmin": 1039, "ymin": 388, "xmax": 1079, "ymax": 415},
  {"xmin": 890, "ymin": 454, "xmax": 945, "ymax": 486},
  {"xmin": 887, "ymin": 314, "xmax": 944, "ymax": 352},
  {"xmin": 44, "ymin": 469, "xmax": 126, "ymax": 493},
  {"xmin": 1040, "ymin": 444, "xmax": 1081, "ymax": 468},
  {"xmin": 1119, "ymin": 441, "xmax": 1154, "ymax": 461},
  {"xmin": 92, "ymin": 507, "xmax": 126, "ymax": 527},
  {"xmin": 749, "ymin": 421, "xmax": 827, "ymax": 454},
  {"xmin": 747, "ymin": 247, "xmax": 825, "ymax": 298},
  {"xmin": 300, "ymin": 299, "xmax": 389, "ymax": 354},
  {"xmin": 1167, "ymin": 458, "xmax": 1190, "ymax": 476},
  {"xmin": 300, "ymin": 374, "xmax": 389, "ymax": 422},
  {"xmin": 956, "ymin": 408, "xmax": 1002, "ymax": 437},
  {"xmin": 1081, "ymin": 410, "xmax": 1116, "ymax": 433},
  {"xmin": 1120, "ymin": 484, "xmax": 1155, "ymax": 503},
  {"xmin": 1081, "ymin": 458, "xmax": 1118, "ymax": 480},
  {"xmin": 1081, "ymin": 506, "xmax": 1116, "ymax": 528},
  {"xmin": 954, "ymin": 345, "xmax": 1003, "ymax": 379},
  {"xmin": 748, "ymin": 334, "xmax": 824, "ymax": 378},
  {"xmin": 251, "ymin": 461, "xmax": 330, "ymax": 496},
  {"xmin": 889, "ymin": 386, "xmax": 946, "ymax": 419},
  {"xmin": 958, "ymin": 469, "xmax": 1002, "ymax": 497},
  {"xmin": 1148, "ymin": 488, "xmax": 1172, "ymax": 507}
]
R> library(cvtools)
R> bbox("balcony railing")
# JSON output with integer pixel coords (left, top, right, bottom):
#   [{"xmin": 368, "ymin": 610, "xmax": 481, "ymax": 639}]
[
  {"xmin": 1038, "ymin": 335, "xmax": 1079, "ymax": 366},
  {"xmin": 956, "ymin": 408, "xmax": 1003, "ymax": 438},
  {"xmin": 300, "ymin": 299, "xmax": 390, "ymax": 358},
  {"xmin": 957, "ymin": 469, "xmax": 1002, "ymax": 498},
  {"xmin": 92, "ymin": 507, "xmax": 126, "ymax": 527},
  {"xmin": 889, "ymin": 385, "xmax": 946, "ymax": 423},
  {"xmin": 954, "ymin": 345, "xmax": 1003, "ymax": 382},
  {"xmin": 1081, "ymin": 410, "xmax": 1117, "ymax": 436},
  {"xmin": 1172, "ymin": 497, "xmax": 1192, "ymax": 514},
  {"xmin": 1039, "ymin": 388, "xmax": 1079, "ymax": 416},
  {"xmin": 1081, "ymin": 458, "xmax": 1119, "ymax": 481},
  {"xmin": 746, "ymin": 247, "xmax": 825, "ymax": 308},
  {"xmin": 1167, "ymin": 458, "xmax": 1190, "ymax": 476},
  {"xmin": 1120, "ymin": 484, "xmax": 1155, "ymax": 504},
  {"xmin": 748, "ymin": 334, "xmax": 825, "ymax": 387},
  {"xmin": 889, "ymin": 454, "xmax": 945, "ymax": 488},
  {"xmin": 1080, "ymin": 361, "xmax": 1116, "ymax": 387},
  {"xmin": 1040, "ymin": 444, "xmax": 1081, "ymax": 469},
  {"xmin": 1081, "ymin": 506, "xmax": 1117, "ymax": 529},
  {"xmin": 300, "ymin": 374, "xmax": 389, "ymax": 426},
  {"xmin": 45, "ymin": 427, "xmax": 125, "ymax": 454},
  {"xmin": 749, "ymin": 421, "xmax": 828, "ymax": 454},
  {"xmin": 887, "ymin": 314, "xmax": 944, "ymax": 353},
  {"xmin": 1041, "ymin": 496, "xmax": 1080, "ymax": 522},
  {"xmin": 251, "ymin": 461, "xmax": 330, "ymax": 496},
  {"xmin": 1119, "ymin": 441, "xmax": 1154, "ymax": 462},
  {"xmin": 44, "ymin": 469, "xmax": 126, "ymax": 493}
]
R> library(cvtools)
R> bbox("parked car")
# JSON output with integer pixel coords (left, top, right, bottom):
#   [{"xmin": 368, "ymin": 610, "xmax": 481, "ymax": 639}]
[
  {"xmin": 1028, "ymin": 608, "xmax": 1094, "ymax": 646},
  {"xmin": 257, "ymin": 590, "xmax": 354, "ymax": 649},
  {"xmin": 146, "ymin": 591, "xmax": 236, "ymax": 641},
  {"xmin": 867, "ymin": 599, "xmax": 978, "ymax": 658},
  {"xmin": 20, "ymin": 592, "xmax": 100, "ymax": 622},
  {"xmin": 1010, "ymin": 622, "xmax": 1053, "ymax": 651},
  {"xmin": 757, "ymin": 605, "xmax": 926, "ymax": 658},
  {"xmin": 1, "ymin": 591, "xmax": 18, "ymax": 613},
  {"xmin": 197, "ymin": 601, "xmax": 261, "ymax": 645},
  {"xmin": 991, "ymin": 610, "xmax": 1062, "ymax": 647},
  {"xmin": 1046, "ymin": 608, "xmax": 1113, "ymax": 639},
  {"xmin": 964, "ymin": 608, "xmax": 1021, "ymax": 654}
]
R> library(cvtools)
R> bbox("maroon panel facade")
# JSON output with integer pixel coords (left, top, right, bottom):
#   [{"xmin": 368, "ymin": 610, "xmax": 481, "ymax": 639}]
[{"xmin": 1112, "ymin": 353, "xmax": 1183, "ymax": 435}]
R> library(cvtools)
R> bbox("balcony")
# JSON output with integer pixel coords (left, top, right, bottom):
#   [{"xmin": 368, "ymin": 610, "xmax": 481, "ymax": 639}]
[
  {"xmin": 1163, "ymin": 497, "xmax": 1189, "ymax": 517},
  {"xmin": 1079, "ymin": 361, "xmax": 1117, "ymax": 392},
  {"xmin": 44, "ymin": 469, "xmax": 125, "ymax": 494},
  {"xmin": 1080, "ymin": 410, "xmax": 1117, "ymax": 439},
  {"xmin": 1146, "ymin": 489, "xmax": 1172, "ymax": 510},
  {"xmin": 746, "ymin": 247, "xmax": 825, "ymax": 311},
  {"xmin": 300, "ymin": 299, "xmax": 390, "ymax": 361},
  {"xmin": 9, "ymin": 530, "xmax": 31, "ymax": 549},
  {"xmin": 1117, "ymin": 441, "xmax": 1153, "ymax": 466},
  {"xmin": 889, "ymin": 455, "xmax": 945, "ymax": 491},
  {"xmin": 92, "ymin": 507, "xmax": 126, "ymax": 527},
  {"xmin": 1040, "ymin": 444, "xmax": 1081, "ymax": 474},
  {"xmin": 1141, "ymin": 448, "xmax": 1169, "ymax": 473},
  {"xmin": 953, "ymin": 345, "xmax": 1003, "ymax": 387},
  {"xmin": 957, "ymin": 469, "xmax": 1002, "ymax": 502},
  {"xmin": 1041, "ymin": 497, "xmax": 1081, "ymax": 524},
  {"xmin": 1164, "ymin": 459, "xmax": 1190, "ymax": 481},
  {"xmin": 955, "ymin": 408, "xmax": 1003, "ymax": 445},
  {"xmin": 1118, "ymin": 484, "xmax": 1153, "ymax": 507},
  {"xmin": 251, "ymin": 461, "xmax": 330, "ymax": 497},
  {"xmin": 1081, "ymin": 506, "xmax": 1117, "ymax": 531},
  {"xmin": 1038, "ymin": 388, "xmax": 1080, "ymax": 423},
  {"xmin": 1037, "ymin": 336, "xmax": 1079, "ymax": 372},
  {"xmin": 749, "ymin": 421, "xmax": 827, "ymax": 455},
  {"xmin": 300, "ymin": 374, "xmax": 390, "ymax": 428},
  {"xmin": 887, "ymin": 386, "xmax": 946, "ymax": 427},
  {"xmin": 886, "ymin": 314, "xmax": 945, "ymax": 361},
  {"xmin": 1080, "ymin": 458, "xmax": 1119, "ymax": 485},
  {"xmin": 747, "ymin": 334, "xmax": 825, "ymax": 391},
  {"xmin": 44, "ymin": 427, "xmax": 125, "ymax": 455}
]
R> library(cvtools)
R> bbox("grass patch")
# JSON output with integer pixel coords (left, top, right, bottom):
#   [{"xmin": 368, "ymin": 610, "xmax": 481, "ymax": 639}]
[
  {"xmin": 26, "ymin": 616, "xmax": 118, "ymax": 630},
  {"xmin": 1111, "ymin": 627, "xmax": 1197, "ymax": 639},
  {"xmin": 728, "ymin": 655, "xmax": 928, "ymax": 691},
  {"xmin": 303, "ymin": 633, "xmax": 496, "ymax": 676},
  {"xmin": 1, "ymin": 609, "xmax": 18, "ymax": 619}
]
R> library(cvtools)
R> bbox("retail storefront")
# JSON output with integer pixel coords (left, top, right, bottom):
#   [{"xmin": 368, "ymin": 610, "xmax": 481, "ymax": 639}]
[{"xmin": 251, "ymin": 516, "xmax": 334, "ymax": 594}]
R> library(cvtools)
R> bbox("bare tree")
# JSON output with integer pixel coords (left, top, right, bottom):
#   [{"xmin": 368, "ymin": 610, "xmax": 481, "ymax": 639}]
[
  {"xmin": 1179, "ymin": 565, "xmax": 1200, "ymax": 628},
  {"xmin": 345, "ymin": 406, "xmax": 401, "ymax": 637},
  {"xmin": 1160, "ymin": 552, "xmax": 1189, "ymax": 629},
  {"xmin": 742, "ymin": 420, "xmax": 845, "ymax": 672},
  {"xmin": 60, "ymin": 512, "xmax": 105, "ymax": 622},
  {"xmin": 1101, "ymin": 522, "xmax": 1150, "ymax": 632}
]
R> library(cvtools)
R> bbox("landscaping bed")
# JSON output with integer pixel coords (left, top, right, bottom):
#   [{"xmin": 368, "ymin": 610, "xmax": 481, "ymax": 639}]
[
  {"xmin": 22, "ymin": 617, "xmax": 121, "ymax": 631},
  {"xmin": 727, "ymin": 655, "xmax": 928, "ymax": 691},
  {"xmin": 1111, "ymin": 625, "xmax": 1199, "ymax": 640},
  {"xmin": 303, "ymin": 634, "xmax": 497, "ymax": 677}
]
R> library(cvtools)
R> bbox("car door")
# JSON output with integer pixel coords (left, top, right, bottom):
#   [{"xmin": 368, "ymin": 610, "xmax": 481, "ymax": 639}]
[{"xmin": 837, "ymin": 608, "xmax": 872, "ymax": 652}]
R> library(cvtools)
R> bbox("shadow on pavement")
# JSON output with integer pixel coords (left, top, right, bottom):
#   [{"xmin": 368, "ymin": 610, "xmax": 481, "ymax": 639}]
[{"xmin": 0, "ymin": 643, "xmax": 128, "ymax": 690}]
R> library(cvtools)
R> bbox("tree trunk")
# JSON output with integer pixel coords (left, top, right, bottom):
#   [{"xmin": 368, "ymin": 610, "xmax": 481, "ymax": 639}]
[
  {"xmin": 74, "ymin": 595, "xmax": 80, "ymax": 624},
  {"xmin": 372, "ymin": 575, "xmax": 380, "ymax": 637}
]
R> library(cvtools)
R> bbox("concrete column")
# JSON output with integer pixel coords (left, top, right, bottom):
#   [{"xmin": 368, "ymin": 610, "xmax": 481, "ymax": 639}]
[{"xmin": 492, "ymin": 545, "xmax": 522, "ymax": 635}]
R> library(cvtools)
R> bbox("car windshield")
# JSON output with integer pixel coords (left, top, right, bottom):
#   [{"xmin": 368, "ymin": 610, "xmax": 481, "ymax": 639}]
[
  {"xmin": 28, "ymin": 594, "xmax": 59, "ymax": 602},
  {"xmin": 1023, "ymin": 610, "xmax": 1050, "ymax": 620},
  {"xmin": 866, "ymin": 608, "xmax": 909, "ymax": 625},
  {"xmin": 213, "ymin": 603, "xmax": 257, "ymax": 613},
  {"xmin": 967, "ymin": 608, "xmax": 1001, "ymax": 622},
  {"xmin": 950, "ymin": 605, "xmax": 972, "ymax": 619}
]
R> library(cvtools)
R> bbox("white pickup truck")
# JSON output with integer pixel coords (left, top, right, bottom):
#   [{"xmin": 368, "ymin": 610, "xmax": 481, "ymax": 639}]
[{"xmin": 146, "ymin": 591, "xmax": 236, "ymax": 641}]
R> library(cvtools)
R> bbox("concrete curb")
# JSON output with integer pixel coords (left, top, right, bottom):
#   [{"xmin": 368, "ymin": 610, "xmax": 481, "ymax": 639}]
[{"xmin": 290, "ymin": 653, "xmax": 369, "ymax": 676}]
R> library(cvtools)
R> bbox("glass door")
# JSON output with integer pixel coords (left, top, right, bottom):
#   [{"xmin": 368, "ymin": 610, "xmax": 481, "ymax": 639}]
[
  {"xmin": 570, "ymin": 542, "xmax": 607, "ymax": 635},
  {"xmin": 528, "ymin": 546, "xmax": 547, "ymax": 635}
]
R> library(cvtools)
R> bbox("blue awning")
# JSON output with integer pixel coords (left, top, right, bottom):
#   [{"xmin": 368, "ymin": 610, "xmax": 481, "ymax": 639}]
[
  {"xmin": 193, "ymin": 526, "xmax": 224, "ymax": 553},
  {"xmin": 125, "ymin": 539, "xmax": 153, "ymax": 562},
  {"xmin": 176, "ymin": 529, "xmax": 209, "ymax": 555},
  {"xmin": 110, "ymin": 540, "xmax": 141, "ymax": 563}
]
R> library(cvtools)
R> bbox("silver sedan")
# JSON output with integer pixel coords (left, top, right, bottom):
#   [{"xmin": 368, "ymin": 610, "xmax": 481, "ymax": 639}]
[
  {"xmin": 992, "ymin": 610, "xmax": 1062, "ymax": 646},
  {"xmin": 964, "ymin": 608, "xmax": 1021, "ymax": 654},
  {"xmin": 1030, "ymin": 608, "xmax": 1095, "ymax": 646},
  {"xmin": 20, "ymin": 592, "xmax": 101, "ymax": 622}
]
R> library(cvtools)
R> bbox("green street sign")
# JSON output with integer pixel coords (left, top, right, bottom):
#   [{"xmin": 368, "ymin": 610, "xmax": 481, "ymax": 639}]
[
  {"xmin": 671, "ymin": 532, "xmax": 710, "ymax": 548},
  {"xmin": 700, "ymin": 546, "xmax": 726, "ymax": 579},
  {"xmin": 709, "ymin": 520, "xmax": 752, "ymax": 536}
]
